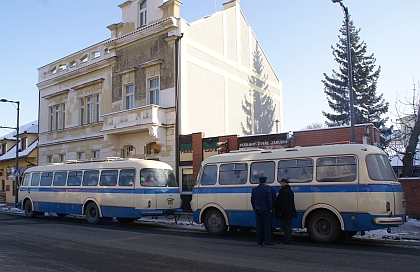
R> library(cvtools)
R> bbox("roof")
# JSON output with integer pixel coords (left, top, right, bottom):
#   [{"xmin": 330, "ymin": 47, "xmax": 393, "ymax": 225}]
[{"xmin": 0, "ymin": 120, "xmax": 38, "ymax": 162}]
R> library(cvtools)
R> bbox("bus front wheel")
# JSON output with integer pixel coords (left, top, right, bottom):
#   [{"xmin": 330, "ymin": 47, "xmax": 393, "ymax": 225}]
[
  {"xmin": 203, "ymin": 209, "xmax": 227, "ymax": 235},
  {"xmin": 307, "ymin": 210, "xmax": 341, "ymax": 243},
  {"xmin": 85, "ymin": 202, "xmax": 101, "ymax": 224},
  {"xmin": 24, "ymin": 199, "xmax": 36, "ymax": 218}
]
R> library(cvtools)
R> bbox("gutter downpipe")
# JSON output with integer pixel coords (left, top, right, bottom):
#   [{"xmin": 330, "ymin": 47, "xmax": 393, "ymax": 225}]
[{"xmin": 174, "ymin": 33, "xmax": 183, "ymax": 197}]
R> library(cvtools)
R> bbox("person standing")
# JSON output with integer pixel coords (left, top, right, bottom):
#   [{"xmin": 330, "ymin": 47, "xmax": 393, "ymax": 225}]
[
  {"xmin": 251, "ymin": 176, "xmax": 274, "ymax": 247},
  {"xmin": 275, "ymin": 178, "xmax": 297, "ymax": 244}
]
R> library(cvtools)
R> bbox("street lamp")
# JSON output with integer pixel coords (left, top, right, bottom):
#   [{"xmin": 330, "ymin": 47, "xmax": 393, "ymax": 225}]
[
  {"xmin": 0, "ymin": 98, "xmax": 20, "ymax": 207},
  {"xmin": 332, "ymin": 0, "xmax": 355, "ymax": 143}
]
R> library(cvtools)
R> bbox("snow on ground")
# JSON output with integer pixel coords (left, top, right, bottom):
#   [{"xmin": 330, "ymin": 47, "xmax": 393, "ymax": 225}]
[{"xmin": 1, "ymin": 203, "xmax": 419, "ymax": 242}]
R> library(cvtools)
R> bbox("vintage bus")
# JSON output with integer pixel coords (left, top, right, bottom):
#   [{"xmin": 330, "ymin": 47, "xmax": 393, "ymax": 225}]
[
  {"xmin": 190, "ymin": 144, "xmax": 408, "ymax": 243},
  {"xmin": 19, "ymin": 158, "xmax": 181, "ymax": 224}
]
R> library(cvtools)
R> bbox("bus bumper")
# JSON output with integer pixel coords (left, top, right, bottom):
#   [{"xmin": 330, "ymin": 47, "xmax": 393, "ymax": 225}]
[{"xmin": 372, "ymin": 217, "xmax": 403, "ymax": 225}]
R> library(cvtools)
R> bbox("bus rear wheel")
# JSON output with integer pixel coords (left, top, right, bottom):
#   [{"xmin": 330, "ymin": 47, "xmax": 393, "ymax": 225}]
[
  {"xmin": 203, "ymin": 209, "xmax": 227, "ymax": 235},
  {"xmin": 24, "ymin": 199, "xmax": 36, "ymax": 218},
  {"xmin": 85, "ymin": 202, "xmax": 101, "ymax": 224},
  {"xmin": 307, "ymin": 210, "xmax": 341, "ymax": 243}
]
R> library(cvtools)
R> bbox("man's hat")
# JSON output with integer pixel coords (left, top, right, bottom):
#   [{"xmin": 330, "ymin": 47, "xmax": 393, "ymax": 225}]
[
  {"xmin": 259, "ymin": 176, "xmax": 267, "ymax": 182},
  {"xmin": 280, "ymin": 178, "xmax": 290, "ymax": 184}
]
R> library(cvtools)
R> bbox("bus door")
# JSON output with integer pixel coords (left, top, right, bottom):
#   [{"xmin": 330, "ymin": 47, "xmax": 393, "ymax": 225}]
[
  {"xmin": 137, "ymin": 169, "xmax": 158, "ymax": 211},
  {"xmin": 155, "ymin": 169, "xmax": 178, "ymax": 211},
  {"xmin": 217, "ymin": 163, "xmax": 249, "ymax": 226},
  {"xmin": 116, "ymin": 169, "xmax": 135, "ymax": 217},
  {"xmin": 316, "ymin": 156, "xmax": 358, "ymax": 229},
  {"xmin": 66, "ymin": 171, "xmax": 83, "ymax": 214},
  {"xmin": 97, "ymin": 170, "xmax": 118, "ymax": 217},
  {"xmin": 27, "ymin": 172, "xmax": 41, "ymax": 210},
  {"xmin": 278, "ymin": 158, "xmax": 316, "ymax": 228}
]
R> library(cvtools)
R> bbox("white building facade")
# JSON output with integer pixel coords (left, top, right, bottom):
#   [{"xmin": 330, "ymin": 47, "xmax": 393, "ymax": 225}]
[{"xmin": 36, "ymin": 0, "xmax": 282, "ymax": 185}]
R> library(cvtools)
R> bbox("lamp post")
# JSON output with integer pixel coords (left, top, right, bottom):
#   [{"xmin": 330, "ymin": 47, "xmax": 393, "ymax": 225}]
[
  {"xmin": 0, "ymin": 99, "xmax": 20, "ymax": 207},
  {"xmin": 332, "ymin": 0, "xmax": 355, "ymax": 143}
]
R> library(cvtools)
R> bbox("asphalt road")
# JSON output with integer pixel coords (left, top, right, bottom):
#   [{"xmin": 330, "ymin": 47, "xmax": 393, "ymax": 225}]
[{"xmin": 0, "ymin": 213, "xmax": 419, "ymax": 272}]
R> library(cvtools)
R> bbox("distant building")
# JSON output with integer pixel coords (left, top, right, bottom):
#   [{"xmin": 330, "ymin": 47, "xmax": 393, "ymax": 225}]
[
  {"xmin": 0, "ymin": 121, "xmax": 38, "ymax": 203},
  {"xmin": 36, "ymin": 0, "xmax": 282, "ymax": 197}
]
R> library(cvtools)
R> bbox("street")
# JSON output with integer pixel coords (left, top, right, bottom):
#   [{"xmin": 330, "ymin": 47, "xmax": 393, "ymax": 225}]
[{"xmin": 0, "ymin": 212, "xmax": 419, "ymax": 272}]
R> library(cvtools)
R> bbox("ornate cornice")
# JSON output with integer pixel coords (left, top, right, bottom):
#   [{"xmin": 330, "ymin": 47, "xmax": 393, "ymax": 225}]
[{"xmin": 37, "ymin": 57, "xmax": 116, "ymax": 90}]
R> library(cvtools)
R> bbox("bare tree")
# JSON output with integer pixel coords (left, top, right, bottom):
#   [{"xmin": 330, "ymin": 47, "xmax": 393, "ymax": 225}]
[
  {"xmin": 302, "ymin": 123, "xmax": 324, "ymax": 130},
  {"xmin": 388, "ymin": 80, "xmax": 420, "ymax": 177}
]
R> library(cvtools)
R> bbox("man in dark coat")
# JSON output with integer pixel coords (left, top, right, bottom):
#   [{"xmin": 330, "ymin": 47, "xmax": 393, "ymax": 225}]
[
  {"xmin": 275, "ymin": 178, "xmax": 297, "ymax": 244},
  {"xmin": 251, "ymin": 176, "xmax": 274, "ymax": 247}
]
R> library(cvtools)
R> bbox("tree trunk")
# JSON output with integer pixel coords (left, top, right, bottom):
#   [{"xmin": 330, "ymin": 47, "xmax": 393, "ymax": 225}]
[{"xmin": 401, "ymin": 110, "xmax": 420, "ymax": 177}]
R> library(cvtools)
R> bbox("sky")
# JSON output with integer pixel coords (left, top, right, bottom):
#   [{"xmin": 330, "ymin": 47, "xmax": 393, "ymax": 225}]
[{"xmin": 0, "ymin": 0, "xmax": 419, "ymax": 136}]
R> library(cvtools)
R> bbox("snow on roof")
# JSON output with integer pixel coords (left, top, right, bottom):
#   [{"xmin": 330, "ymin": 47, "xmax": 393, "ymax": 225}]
[{"xmin": 0, "ymin": 120, "xmax": 38, "ymax": 162}]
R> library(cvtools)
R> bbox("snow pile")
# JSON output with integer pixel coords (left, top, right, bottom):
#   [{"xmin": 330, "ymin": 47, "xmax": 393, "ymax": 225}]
[{"xmin": 355, "ymin": 218, "xmax": 420, "ymax": 241}]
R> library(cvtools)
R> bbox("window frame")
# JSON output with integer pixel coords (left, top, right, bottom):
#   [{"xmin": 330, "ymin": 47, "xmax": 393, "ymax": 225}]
[
  {"xmin": 124, "ymin": 84, "xmax": 135, "ymax": 110},
  {"xmin": 148, "ymin": 77, "xmax": 159, "ymax": 105},
  {"xmin": 139, "ymin": 0, "xmax": 147, "ymax": 27}
]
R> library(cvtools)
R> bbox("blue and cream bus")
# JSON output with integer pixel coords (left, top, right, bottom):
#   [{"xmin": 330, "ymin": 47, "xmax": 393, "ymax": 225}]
[
  {"xmin": 191, "ymin": 144, "xmax": 408, "ymax": 243},
  {"xmin": 19, "ymin": 158, "xmax": 181, "ymax": 224}
]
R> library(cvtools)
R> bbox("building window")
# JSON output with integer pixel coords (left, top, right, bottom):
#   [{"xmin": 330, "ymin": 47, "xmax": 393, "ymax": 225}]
[
  {"xmin": 20, "ymin": 137, "xmax": 27, "ymax": 151},
  {"xmin": 121, "ymin": 145, "xmax": 135, "ymax": 158},
  {"xmin": 79, "ymin": 99, "xmax": 85, "ymax": 125},
  {"xmin": 92, "ymin": 51, "xmax": 100, "ymax": 59},
  {"xmin": 59, "ymin": 154, "xmax": 66, "ymax": 163},
  {"xmin": 95, "ymin": 95, "xmax": 100, "ymax": 122},
  {"xmin": 47, "ymin": 156, "xmax": 53, "ymax": 163},
  {"xmin": 125, "ymin": 85, "xmax": 134, "ymax": 110},
  {"xmin": 49, "ymin": 103, "xmax": 65, "ymax": 131},
  {"xmin": 87, "ymin": 96, "xmax": 93, "ymax": 124},
  {"xmin": 149, "ymin": 78, "xmax": 159, "ymax": 105},
  {"xmin": 139, "ymin": 0, "xmax": 147, "ymax": 27},
  {"xmin": 79, "ymin": 95, "xmax": 99, "ymax": 125},
  {"xmin": 77, "ymin": 152, "xmax": 85, "ymax": 160},
  {"xmin": 70, "ymin": 61, "xmax": 76, "ymax": 68},
  {"xmin": 55, "ymin": 105, "xmax": 61, "ymax": 130},
  {"xmin": 92, "ymin": 150, "xmax": 100, "ymax": 160},
  {"xmin": 49, "ymin": 107, "xmax": 54, "ymax": 130}
]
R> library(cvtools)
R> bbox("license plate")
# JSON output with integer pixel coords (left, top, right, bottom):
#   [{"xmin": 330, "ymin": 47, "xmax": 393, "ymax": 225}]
[{"xmin": 167, "ymin": 199, "xmax": 174, "ymax": 205}]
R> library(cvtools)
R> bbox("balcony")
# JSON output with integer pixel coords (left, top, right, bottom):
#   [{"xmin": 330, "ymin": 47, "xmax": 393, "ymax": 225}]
[{"xmin": 101, "ymin": 105, "xmax": 174, "ymax": 144}]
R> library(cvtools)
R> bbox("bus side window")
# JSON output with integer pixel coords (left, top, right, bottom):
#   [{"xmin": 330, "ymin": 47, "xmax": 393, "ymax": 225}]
[
  {"xmin": 83, "ymin": 170, "xmax": 99, "ymax": 186},
  {"xmin": 67, "ymin": 171, "xmax": 82, "ymax": 186},
  {"xmin": 278, "ymin": 159, "xmax": 313, "ymax": 183},
  {"xmin": 316, "ymin": 156, "xmax": 356, "ymax": 182},
  {"xmin": 219, "ymin": 163, "xmax": 247, "ymax": 185},
  {"xmin": 118, "ymin": 169, "xmax": 135, "ymax": 186},
  {"xmin": 53, "ymin": 171, "xmax": 67, "ymax": 186},
  {"xmin": 31, "ymin": 173, "xmax": 41, "ymax": 186},
  {"xmin": 22, "ymin": 173, "xmax": 30, "ymax": 186},
  {"xmin": 40, "ymin": 172, "xmax": 53, "ymax": 186},
  {"xmin": 250, "ymin": 161, "xmax": 275, "ymax": 184},
  {"xmin": 200, "ymin": 165, "xmax": 217, "ymax": 185},
  {"xmin": 99, "ymin": 170, "xmax": 118, "ymax": 186}
]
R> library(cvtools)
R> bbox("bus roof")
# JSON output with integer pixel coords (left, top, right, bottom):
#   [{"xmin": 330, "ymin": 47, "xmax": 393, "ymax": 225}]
[
  {"xmin": 202, "ymin": 144, "xmax": 386, "ymax": 165},
  {"xmin": 24, "ymin": 158, "xmax": 173, "ymax": 173}
]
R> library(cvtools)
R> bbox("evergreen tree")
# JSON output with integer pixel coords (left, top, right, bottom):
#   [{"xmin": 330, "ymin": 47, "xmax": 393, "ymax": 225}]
[
  {"xmin": 241, "ymin": 43, "xmax": 276, "ymax": 135},
  {"xmin": 322, "ymin": 18, "xmax": 391, "ymax": 147}
]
